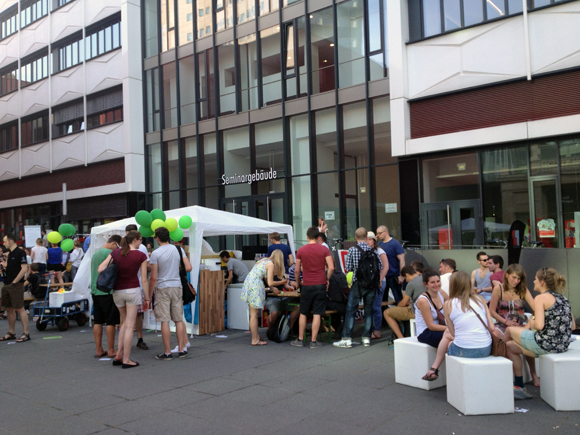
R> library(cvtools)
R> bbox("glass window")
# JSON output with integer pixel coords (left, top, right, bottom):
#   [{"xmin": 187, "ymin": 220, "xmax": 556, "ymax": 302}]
[
  {"xmin": 20, "ymin": 0, "xmax": 48, "ymax": 29},
  {"xmin": 374, "ymin": 165, "xmax": 401, "ymax": 239},
  {"xmin": 202, "ymin": 133, "xmax": 218, "ymax": 186},
  {"xmin": 184, "ymin": 137, "xmax": 198, "ymax": 189},
  {"xmin": 198, "ymin": 49, "xmax": 215, "ymax": 119},
  {"xmin": 463, "ymin": 0, "xmax": 484, "ymax": 26},
  {"xmin": 0, "ymin": 63, "xmax": 18, "ymax": 96},
  {"xmin": 343, "ymin": 102, "xmax": 368, "ymax": 169},
  {"xmin": 422, "ymin": 0, "xmax": 441, "ymax": 37},
  {"xmin": 218, "ymin": 42, "xmax": 236, "ymax": 115},
  {"xmin": 166, "ymin": 141, "xmax": 180, "ymax": 191},
  {"xmin": 292, "ymin": 175, "xmax": 312, "ymax": 247},
  {"xmin": 315, "ymin": 109, "xmax": 338, "ymax": 173},
  {"xmin": 368, "ymin": 0, "xmax": 388, "ymax": 81},
  {"xmin": 161, "ymin": 0, "xmax": 175, "ymax": 51},
  {"xmin": 179, "ymin": 56, "xmax": 196, "ymax": 125},
  {"xmin": 345, "ymin": 168, "xmax": 372, "ymax": 241},
  {"xmin": 178, "ymin": 0, "xmax": 193, "ymax": 46},
  {"xmin": 162, "ymin": 62, "xmax": 178, "ymax": 128},
  {"xmin": 238, "ymin": 0, "xmax": 255, "ymax": 24},
  {"xmin": 52, "ymin": 32, "xmax": 84, "ymax": 74},
  {"xmin": 186, "ymin": 189, "xmax": 199, "ymax": 206},
  {"xmin": 317, "ymin": 172, "xmax": 340, "ymax": 241},
  {"xmin": 52, "ymin": 98, "xmax": 84, "ymax": 138},
  {"xmin": 0, "ymin": 6, "xmax": 18, "ymax": 40},
  {"xmin": 290, "ymin": 114, "xmax": 309, "ymax": 176},
  {"xmin": 223, "ymin": 127, "xmax": 251, "ymax": 197},
  {"xmin": 197, "ymin": 0, "xmax": 212, "ymax": 39},
  {"xmin": 146, "ymin": 68, "xmax": 161, "ymax": 132},
  {"xmin": 373, "ymin": 97, "xmax": 395, "ymax": 165},
  {"xmin": 21, "ymin": 111, "xmax": 49, "ymax": 147},
  {"xmin": 260, "ymin": 0, "xmax": 279, "ymax": 16},
  {"xmin": 507, "ymin": 0, "xmax": 523, "ymax": 14},
  {"xmin": 530, "ymin": 141, "xmax": 558, "ymax": 176},
  {"xmin": 168, "ymin": 191, "xmax": 181, "ymax": 209},
  {"xmin": 149, "ymin": 143, "xmax": 162, "ymax": 192},
  {"xmin": 481, "ymin": 147, "xmax": 529, "ymax": 245},
  {"xmin": 337, "ymin": 0, "xmax": 365, "ymax": 89},
  {"xmin": 486, "ymin": 0, "xmax": 505, "ymax": 20},
  {"xmin": 560, "ymin": 138, "xmax": 580, "ymax": 247},
  {"xmin": 261, "ymin": 25, "xmax": 282, "ymax": 106},
  {"xmin": 86, "ymin": 86, "xmax": 123, "ymax": 129},
  {"xmin": 85, "ymin": 14, "xmax": 121, "ymax": 60},
  {"xmin": 285, "ymin": 17, "xmax": 306, "ymax": 100},
  {"xmin": 0, "ymin": 121, "xmax": 18, "ymax": 153},
  {"xmin": 19, "ymin": 48, "xmax": 49, "ymax": 87},
  {"xmin": 144, "ymin": 0, "xmax": 158, "ymax": 57},
  {"xmin": 443, "ymin": 0, "xmax": 461, "ymax": 31},
  {"xmin": 255, "ymin": 119, "xmax": 284, "ymax": 177},
  {"xmin": 239, "ymin": 33, "xmax": 258, "ymax": 111},
  {"xmin": 422, "ymin": 153, "xmax": 479, "ymax": 203},
  {"xmin": 310, "ymin": 7, "xmax": 335, "ymax": 94}
]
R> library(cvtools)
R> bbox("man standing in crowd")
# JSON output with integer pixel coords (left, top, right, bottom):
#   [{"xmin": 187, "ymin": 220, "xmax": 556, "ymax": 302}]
[
  {"xmin": 150, "ymin": 227, "xmax": 192, "ymax": 360},
  {"xmin": 488, "ymin": 255, "xmax": 504, "ymax": 290},
  {"xmin": 383, "ymin": 265, "xmax": 424, "ymax": 340},
  {"xmin": 376, "ymin": 225, "xmax": 405, "ymax": 303},
  {"xmin": 267, "ymin": 232, "xmax": 294, "ymax": 273},
  {"xmin": 125, "ymin": 225, "xmax": 149, "ymax": 351},
  {"xmin": 90, "ymin": 235, "xmax": 122, "ymax": 357},
  {"xmin": 471, "ymin": 251, "xmax": 492, "ymax": 302},
  {"xmin": 439, "ymin": 258, "xmax": 456, "ymax": 293},
  {"xmin": 0, "ymin": 234, "xmax": 30, "ymax": 342},
  {"xmin": 220, "ymin": 251, "xmax": 249, "ymax": 286},
  {"xmin": 31, "ymin": 238, "xmax": 47, "ymax": 276},
  {"xmin": 291, "ymin": 227, "xmax": 334, "ymax": 349},
  {"xmin": 334, "ymin": 227, "xmax": 382, "ymax": 348},
  {"xmin": 316, "ymin": 232, "xmax": 330, "ymax": 251}
]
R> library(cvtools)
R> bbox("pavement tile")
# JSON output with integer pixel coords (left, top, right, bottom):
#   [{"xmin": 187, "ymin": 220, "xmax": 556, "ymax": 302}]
[
  {"xmin": 133, "ymin": 388, "xmax": 212, "ymax": 410},
  {"xmin": 118, "ymin": 410, "xmax": 209, "ymax": 435},
  {"xmin": 81, "ymin": 401, "xmax": 162, "ymax": 427},
  {"xmin": 14, "ymin": 415, "xmax": 108, "ymax": 435},
  {"xmin": 221, "ymin": 384, "xmax": 290, "ymax": 405},
  {"xmin": 260, "ymin": 374, "xmax": 332, "ymax": 393},
  {"xmin": 184, "ymin": 376, "xmax": 253, "ymax": 395}
]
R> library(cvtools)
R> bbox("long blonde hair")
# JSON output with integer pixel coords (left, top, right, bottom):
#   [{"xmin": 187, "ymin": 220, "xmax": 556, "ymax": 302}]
[
  {"xmin": 449, "ymin": 271, "xmax": 485, "ymax": 312},
  {"xmin": 503, "ymin": 264, "xmax": 527, "ymax": 299},
  {"xmin": 268, "ymin": 249, "xmax": 285, "ymax": 278},
  {"xmin": 537, "ymin": 267, "xmax": 567, "ymax": 295}
]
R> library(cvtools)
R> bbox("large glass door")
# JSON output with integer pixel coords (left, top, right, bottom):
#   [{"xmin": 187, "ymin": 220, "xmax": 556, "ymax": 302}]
[
  {"xmin": 420, "ymin": 200, "xmax": 483, "ymax": 249},
  {"xmin": 529, "ymin": 176, "xmax": 562, "ymax": 248}
]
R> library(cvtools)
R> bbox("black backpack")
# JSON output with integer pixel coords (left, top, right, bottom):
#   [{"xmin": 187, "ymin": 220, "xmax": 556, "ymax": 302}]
[
  {"xmin": 266, "ymin": 312, "xmax": 290, "ymax": 343},
  {"xmin": 354, "ymin": 245, "xmax": 380, "ymax": 289}
]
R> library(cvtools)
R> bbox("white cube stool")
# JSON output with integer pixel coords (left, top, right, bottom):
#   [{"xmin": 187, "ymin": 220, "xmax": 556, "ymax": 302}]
[
  {"xmin": 394, "ymin": 337, "xmax": 446, "ymax": 390},
  {"xmin": 568, "ymin": 335, "xmax": 580, "ymax": 350},
  {"xmin": 540, "ymin": 350, "xmax": 580, "ymax": 411},
  {"xmin": 446, "ymin": 355, "xmax": 514, "ymax": 415}
]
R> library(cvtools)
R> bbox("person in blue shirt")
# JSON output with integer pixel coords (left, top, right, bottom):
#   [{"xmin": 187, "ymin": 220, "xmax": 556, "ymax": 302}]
[
  {"xmin": 266, "ymin": 232, "xmax": 294, "ymax": 273},
  {"xmin": 83, "ymin": 235, "xmax": 91, "ymax": 253},
  {"xmin": 376, "ymin": 225, "xmax": 405, "ymax": 304},
  {"xmin": 47, "ymin": 243, "xmax": 65, "ymax": 284}
]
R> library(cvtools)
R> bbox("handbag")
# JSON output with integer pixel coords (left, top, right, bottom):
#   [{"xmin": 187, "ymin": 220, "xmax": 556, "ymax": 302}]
[
  {"xmin": 424, "ymin": 292, "xmax": 446, "ymax": 326},
  {"xmin": 96, "ymin": 249, "xmax": 120, "ymax": 294},
  {"xmin": 471, "ymin": 305, "xmax": 508, "ymax": 358},
  {"xmin": 176, "ymin": 245, "xmax": 196, "ymax": 304}
]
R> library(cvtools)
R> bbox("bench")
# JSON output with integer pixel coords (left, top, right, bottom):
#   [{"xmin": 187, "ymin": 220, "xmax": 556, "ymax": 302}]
[
  {"xmin": 540, "ymin": 349, "xmax": 580, "ymax": 411},
  {"xmin": 394, "ymin": 337, "xmax": 446, "ymax": 390},
  {"xmin": 446, "ymin": 355, "xmax": 513, "ymax": 415}
]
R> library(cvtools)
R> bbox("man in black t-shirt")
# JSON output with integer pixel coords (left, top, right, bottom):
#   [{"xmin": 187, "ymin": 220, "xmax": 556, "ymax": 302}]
[{"xmin": 0, "ymin": 234, "xmax": 30, "ymax": 342}]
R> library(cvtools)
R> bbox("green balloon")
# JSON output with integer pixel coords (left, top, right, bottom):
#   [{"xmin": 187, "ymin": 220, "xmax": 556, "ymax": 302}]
[
  {"xmin": 61, "ymin": 239, "xmax": 74, "ymax": 252},
  {"xmin": 59, "ymin": 224, "xmax": 74, "ymax": 237},
  {"xmin": 150, "ymin": 209, "xmax": 166, "ymax": 222},
  {"xmin": 47, "ymin": 231, "xmax": 62, "ymax": 244},
  {"xmin": 139, "ymin": 226, "xmax": 154, "ymax": 238},
  {"xmin": 151, "ymin": 219, "xmax": 165, "ymax": 231},
  {"xmin": 165, "ymin": 218, "xmax": 178, "ymax": 232},
  {"xmin": 135, "ymin": 210, "xmax": 152, "ymax": 227},
  {"xmin": 179, "ymin": 215, "xmax": 192, "ymax": 229},
  {"xmin": 170, "ymin": 228, "xmax": 184, "ymax": 242}
]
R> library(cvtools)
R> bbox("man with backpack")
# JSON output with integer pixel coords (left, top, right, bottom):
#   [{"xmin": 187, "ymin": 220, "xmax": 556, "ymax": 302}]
[{"xmin": 334, "ymin": 227, "xmax": 382, "ymax": 348}]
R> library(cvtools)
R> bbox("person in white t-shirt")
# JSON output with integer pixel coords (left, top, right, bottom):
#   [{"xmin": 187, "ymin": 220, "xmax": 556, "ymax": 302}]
[
  {"xmin": 126, "ymin": 224, "xmax": 150, "ymax": 351},
  {"xmin": 69, "ymin": 240, "xmax": 84, "ymax": 281},
  {"xmin": 31, "ymin": 238, "xmax": 48, "ymax": 276},
  {"xmin": 439, "ymin": 258, "xmax": 456, "ymax": 293}
]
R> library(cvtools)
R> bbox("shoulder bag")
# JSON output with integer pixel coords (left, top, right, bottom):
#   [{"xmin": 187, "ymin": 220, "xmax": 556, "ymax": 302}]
[
  {"xmin": 470, "ymin": 305, "xmax": 507, "ymax": 358},
  {"xmin": 423, "ymin": 292, "xmax": 446, "ymax": 326},
  {"xmin": 96, "ymin": 249, "xmax": 120, "ymax": 293},
  {"xmin": 176, "ymin": 245, "xmax": 196, "ymax": 304}
]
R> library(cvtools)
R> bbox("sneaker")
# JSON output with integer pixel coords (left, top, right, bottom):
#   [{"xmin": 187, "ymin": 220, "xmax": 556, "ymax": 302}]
[
  {"xmin": 178, "ymin": 350, "xmax": 189, "ymax": 358},
  {"xmin": 362, "ymin": 337, "xmax": 370, "ymax": 347},
  {"xmin": 155, "ymin": 352, "xmax": 173, "ymax": 361},
  {"xmin": 290, "ymin": 338, "xmax": 304, "ymax": 347},
  {"xmin": 136, "ymin": 341, "xmax": 149, "ymax": 350},
  {"xmin": 310, "ymin": 341, "xmax": 322, "ymax": 349},
  {"xmin": 333, "ymin": 338, "xmax": 352, "ymax": 348},
  {"xmin": 513, "ymin": 386, "xmax": 532, "ymax": 400}
]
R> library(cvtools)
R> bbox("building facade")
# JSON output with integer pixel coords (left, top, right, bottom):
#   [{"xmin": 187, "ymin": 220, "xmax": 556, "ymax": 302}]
[{"xmin": 0, "ymin": 0, "xmax": 145, "ymax": 238}]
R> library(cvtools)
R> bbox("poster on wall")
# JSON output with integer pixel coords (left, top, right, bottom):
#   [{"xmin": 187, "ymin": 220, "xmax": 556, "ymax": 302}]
[
  {"xmin": 24, "ymin": 226, "xmax": 41, "ymax": 248},
  {"xmin": 324, "ymin": 211, "xmax": 335, "ymax": 221},
  {"xmin": 537, "ymin": 218, "xmax": 556, "ymax": 238}
]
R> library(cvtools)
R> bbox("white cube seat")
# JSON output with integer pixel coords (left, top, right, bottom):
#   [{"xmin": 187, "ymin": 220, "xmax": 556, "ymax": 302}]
[
  {"xmin": 540, "ymin": 349, "xmax": 580, "ymax": 411},
  {"xmin": 446, "ymin": 355, "xmax": 514, "ymax": 415},
  {"xmin": 394, "ymin": 337, "xmax": 446, "ymax": 390},
  {"xmin": 568, "ymin": 335, "xmax": 580, "ymax": 350}
]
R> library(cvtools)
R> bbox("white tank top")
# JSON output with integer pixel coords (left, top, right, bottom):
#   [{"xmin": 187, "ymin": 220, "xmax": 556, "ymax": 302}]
[
  {"xmin": 414, "ymin": 292, "xmax": 444, "ymax": 337},
  {"xmin": 449, "ymin": 298, "xmax": 492, "ymax": 349}
]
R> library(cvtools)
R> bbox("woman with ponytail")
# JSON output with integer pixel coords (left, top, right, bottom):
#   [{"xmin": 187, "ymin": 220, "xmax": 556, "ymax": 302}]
[
  {"xmin": 505, "ymin": 268, "xmax": 576, "ymax": 399},
  {"xmin": 98, "ymin": 230, "xmax": 149, "ymax": 369}
]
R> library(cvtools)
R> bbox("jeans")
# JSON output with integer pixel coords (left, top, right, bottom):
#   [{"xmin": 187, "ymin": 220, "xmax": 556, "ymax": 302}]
[
  {"xmin": 71, "ymin": 266, "xmax": 79, "ymax": 282},
  {"xmin": 372, "ymin": 280, "xmax": 386, "ymax": 331},
  {"xmin": 343, "ymin": 281, "xmax": 375, "ymax": 339},
  {"xmin": 447, "ymin": 342, "xmax": 492, "ymax": 358},
  {"xmin": 386, "ymin": 275, "xmax": 403, "ymax": 304}
]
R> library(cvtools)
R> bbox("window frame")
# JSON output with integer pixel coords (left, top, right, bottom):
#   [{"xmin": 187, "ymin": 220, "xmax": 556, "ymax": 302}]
[
  {"xmin": 85, "ymin": 12, "xmax": 122, "ymax": 61},
  {"xmin": 21, "ymin": 110, "xmax": 49, "ymax": 147},
  {"xmin": 0, "ymin": 5, "xmax": 18, "ymax": 41},
  {"xmin": 0, "ymin": 120, "xmax": 18, "ymax": 154},
  {"xmin": 20, "ymin": 0, "xmax": 49, "ymax": 30},
  {"xmin": 0, "ymin": 62, "xmax": 19, "ymax": 97},
  {"xmin": 19, "ymin": 47, "xmax": 50, "ymax": 88}
]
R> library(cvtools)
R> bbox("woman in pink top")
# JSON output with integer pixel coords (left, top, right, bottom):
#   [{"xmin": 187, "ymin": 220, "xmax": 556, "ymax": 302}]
[{"xmin": 99, "ymin": 231, "xmax": 149, "ymax": 369}]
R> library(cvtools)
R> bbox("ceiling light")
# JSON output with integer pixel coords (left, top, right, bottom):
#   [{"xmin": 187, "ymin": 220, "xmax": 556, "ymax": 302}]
[
  {"xmin": 323, "ymin": 60, "xmax": 327, "ymax": 63},
  {"xmin": 330, "ymin": 43, "xmax": 334, "ymax": 47}
]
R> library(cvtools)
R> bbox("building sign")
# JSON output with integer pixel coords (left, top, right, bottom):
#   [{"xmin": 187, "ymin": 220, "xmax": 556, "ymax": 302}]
[
  {"xmin": 324, "ymin": 211, "xmax": 335, "ymax": 221},
  {"xmin": 222, "ymin": 168, "xmax": 277, "ymax": 185},
  {"xmin": 385, "ymin": 203, "xmax": 397, "ymax": 213},
  {"xmin": 537, "ymin": 218, "xmax": 556, "ymax": 238}
]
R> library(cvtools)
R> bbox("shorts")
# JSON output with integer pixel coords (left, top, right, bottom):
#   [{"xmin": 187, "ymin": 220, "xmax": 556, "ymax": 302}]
[
  {"xmin": 154, "ymin": 286, "xmax": 184, "ymax": 323},
  {"xmin": 417, "ymin": 329, "xmax": 444, "ymax": 348},
  {"xmin": 112, "ymin": 288, "xmax": 143, "ymax": 307},
  {"xmin": 447, "ymin": 342, "xmax": 492, "ymax": 358},
  {"xmin": 387, "ymin": 306, "xmax": 415, "ymax": 321},
  {"xmin": 519, "ymin": 329, "xmax": 550, "ymax": 357},
  {"xmin": 137, "ymin": 288, "xmax": 146, "ymax": 314},
  {"xmin": 92, "ymin": 294, "xmax": 121, "ymax": 325},
  {"xmin": 47, "ymin": 263, "xmax": 64, "ymax": 272},
  {"xmin": 264, "ymin": 297, "xmax": 281, "ymax": 312},
  {"xmin": 2, "ymin": 282, "xmax": 24, "ymax": 309},
  {"xmin": 299, "ymin": 284, "xmax": 326, "ymax": 316}
]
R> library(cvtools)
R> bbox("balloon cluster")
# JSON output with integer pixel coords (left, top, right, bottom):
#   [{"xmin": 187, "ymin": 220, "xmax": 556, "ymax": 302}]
[
  {"xmin": 134, "ymin": 209, "xmax": 193, "ymax": 242},
  {"xmin": 46, "ymin": 223, "xmax": 76, "ymax": 252}
]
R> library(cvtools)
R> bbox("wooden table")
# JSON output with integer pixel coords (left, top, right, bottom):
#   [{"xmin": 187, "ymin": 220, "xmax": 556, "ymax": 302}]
[
  {"xmin": 269, "ymin": 291, "xmax": 300, "ymax": 298},
  {"xmin": 40, "ymin": 283, "xmax": 73, "ymax": 288}
]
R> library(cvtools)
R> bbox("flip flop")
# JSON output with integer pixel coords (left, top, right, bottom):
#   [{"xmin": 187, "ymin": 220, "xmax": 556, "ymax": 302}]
[
  {"xmin": 251, "ymin": 339, "xmax": 268, "ymax": 346},
  {"xmin": 94, "ymin": 352, "xmax": 108, "ymax": 358}
]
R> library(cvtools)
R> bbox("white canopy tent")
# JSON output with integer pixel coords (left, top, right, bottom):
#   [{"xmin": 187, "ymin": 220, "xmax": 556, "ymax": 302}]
[{"xmin": 72, "ymin": 205, "xmax": 295, "ymax": 334}]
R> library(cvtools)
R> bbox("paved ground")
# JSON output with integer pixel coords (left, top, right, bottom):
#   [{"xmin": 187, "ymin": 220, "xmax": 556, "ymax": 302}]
[{"xmin": 0, "ymin": 320, "xmax": 578, "ymax": 435}]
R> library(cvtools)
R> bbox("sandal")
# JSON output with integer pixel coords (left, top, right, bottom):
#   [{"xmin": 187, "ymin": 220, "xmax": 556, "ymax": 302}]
[
  {"xmin": 16, "ymin": 333, "xmax": 30, "ymax": 343},
  {"xmin": 251, "ymin": 338, "xmax": 268, "ymax": 346},
  {"xmin": 422, "ymin": 367, "xmax": 439, "ymax": 381},
  {"xmin": 0, "ymin": 332, "xmax": 16, "ymax": 341}
]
